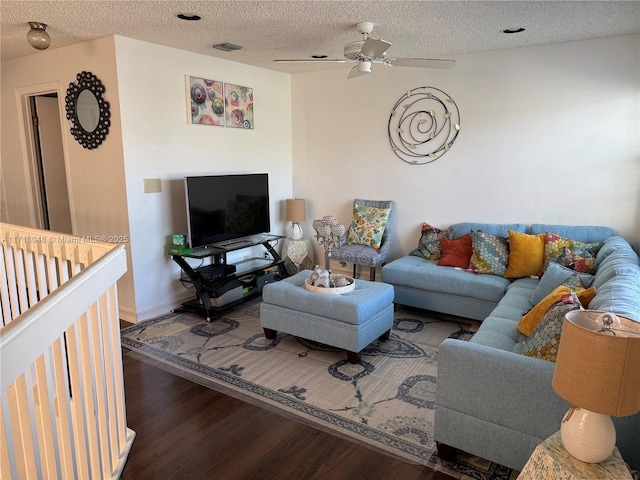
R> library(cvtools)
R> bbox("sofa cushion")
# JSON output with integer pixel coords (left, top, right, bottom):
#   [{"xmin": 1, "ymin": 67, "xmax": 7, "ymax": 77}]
[
  {"xmin": 522, "ymin": 290, "xmax": 582, "ymax": 362},
  {"xmin": 504, "ymin": 231, "xmax": 545, "ymax": 278},
  {"xmin": 470, "ymin": 316, "xmax": 525, "ymax": 352},
  {"xmin": 595, "ymin": 236, "xmax": 640, "ymax": 272},
  {"xmin": 381, "ymin": 255, "xmax": 511, "ymax": 302},
  {"xmin": 590, "ymin": 266, "xmax": 640, "ymax": 321},
  {"xmin": 448, "ymin": 222, "xmax": 526, "ymax": 240},
  {"xmin": 409, "ymin": 223, "xmax": 449, "ymax": 260},
  {"xmin": 437, "ymin": 234, "xmax": 473, "ymax": 268},
  {"xmin": 527, "ymin": 224, "xmax": 615, "ymax": 243}
]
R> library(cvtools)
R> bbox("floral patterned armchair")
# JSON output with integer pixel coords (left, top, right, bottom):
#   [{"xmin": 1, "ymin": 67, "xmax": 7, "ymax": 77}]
[{"xmin": 330, "ymin": 199, "xmax": 394, "ymax": 281}]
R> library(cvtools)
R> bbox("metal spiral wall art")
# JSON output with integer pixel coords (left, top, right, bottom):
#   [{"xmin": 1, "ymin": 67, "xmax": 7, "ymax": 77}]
[{"xmin": 388, "ymin": 86, "xmax": 460, "ymax": 165}]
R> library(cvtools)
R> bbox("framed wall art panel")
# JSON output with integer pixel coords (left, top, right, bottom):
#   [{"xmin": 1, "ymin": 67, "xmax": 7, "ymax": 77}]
[
  {"xmin": 187, "ymin": 75, "xmax": 225, "ymax": 126},
  {"xmin": 224, "ymin": 83, "xmax": 254, "ymax": 129}
]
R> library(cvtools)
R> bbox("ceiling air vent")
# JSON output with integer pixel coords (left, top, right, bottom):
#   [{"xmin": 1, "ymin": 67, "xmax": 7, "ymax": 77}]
[{"xmin": 213, "ymin": 43, "xmax": 244, "ymax": 52}]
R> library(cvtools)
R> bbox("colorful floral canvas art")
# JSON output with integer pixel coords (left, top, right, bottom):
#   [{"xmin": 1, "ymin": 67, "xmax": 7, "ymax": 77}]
[
  {"xmin": 224, "ymin": 83, "xmax": 254, "ymax": 129},
  {"xmin": 189, "ymin": 76, "xmax": 225, "ymax": 126},
  {"xmin": 187, "ymin": 76, "xmax": 253, "ymax": 129}
]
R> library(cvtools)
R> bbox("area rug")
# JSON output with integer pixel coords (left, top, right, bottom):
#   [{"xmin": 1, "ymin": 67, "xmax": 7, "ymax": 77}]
[{"xmin": 121, "ymin": 300, "xmax": 518, "ymax": 480}]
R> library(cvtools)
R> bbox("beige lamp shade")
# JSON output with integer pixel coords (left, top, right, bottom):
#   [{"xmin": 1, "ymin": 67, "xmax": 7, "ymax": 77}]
[
  {"xmin": 552, "ymin": 310, "xmax": 640, "ymax": 417},
  {"xmin": 286, "ymin": 199, "xmax": 306, "ymax": 223}
]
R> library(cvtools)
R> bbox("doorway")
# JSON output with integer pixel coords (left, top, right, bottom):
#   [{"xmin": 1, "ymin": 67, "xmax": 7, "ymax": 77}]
[{"xmin": 28, "ymin": 93, "xmax": 73, "ymax": 233}]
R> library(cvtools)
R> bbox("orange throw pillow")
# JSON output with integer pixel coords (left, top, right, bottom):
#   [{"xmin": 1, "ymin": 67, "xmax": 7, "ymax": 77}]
[{"xmin": 437, "ymin": 234, "xmax": 473, "ymax": 268}]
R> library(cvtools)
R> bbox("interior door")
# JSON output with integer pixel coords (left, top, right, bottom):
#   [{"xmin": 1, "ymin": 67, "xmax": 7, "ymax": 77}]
[{"xmin": 34, "ymin": 96, "xmax": 72, "ymax": 233}]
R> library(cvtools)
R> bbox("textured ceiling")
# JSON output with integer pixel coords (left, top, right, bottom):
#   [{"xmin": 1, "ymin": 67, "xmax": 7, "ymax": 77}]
[{"xmin": 2, "ymin": 1, "xmax": 639, "ymax": 74}]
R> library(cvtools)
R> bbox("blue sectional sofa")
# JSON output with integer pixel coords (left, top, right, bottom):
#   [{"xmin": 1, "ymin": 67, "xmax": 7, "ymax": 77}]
[{"xmin": 381, "ymin": 223, "xmax": 640, "ymax": 471}]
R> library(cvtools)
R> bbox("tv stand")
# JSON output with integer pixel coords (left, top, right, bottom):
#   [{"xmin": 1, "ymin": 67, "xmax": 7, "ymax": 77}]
[{"xmin": 171, "ymin": 234, "xmax": 287, "ymax": 322}]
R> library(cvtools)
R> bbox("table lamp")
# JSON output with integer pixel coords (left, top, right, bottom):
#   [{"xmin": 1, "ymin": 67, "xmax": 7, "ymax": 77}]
[
  {"xmin": 286, "ymin": 199, "xmax": 306, "ymax": 240},
  {"xmin": 552, "ymin": 310, "xmax": 640, "ymax": 463}
]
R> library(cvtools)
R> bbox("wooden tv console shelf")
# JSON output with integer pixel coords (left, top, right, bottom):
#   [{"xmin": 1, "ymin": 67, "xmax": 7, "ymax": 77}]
[{"xmin": 171, "ymin": 234, "xmax": 287, "ymax": 322}]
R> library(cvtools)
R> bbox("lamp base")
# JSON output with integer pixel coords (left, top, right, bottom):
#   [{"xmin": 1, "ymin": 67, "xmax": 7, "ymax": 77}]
[
  {"xmin": 290, "ymin": 222, "xmax": 303, "ymax": 240},
  {"xmin": 560, "ymin": 407, "xmax": 616, "ymax": 463}
]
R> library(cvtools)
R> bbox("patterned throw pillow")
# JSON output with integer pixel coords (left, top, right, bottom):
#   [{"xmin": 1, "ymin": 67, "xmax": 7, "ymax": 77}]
[
  {"xmin": 468, "ymin": 231, "xmax": 510, "ymax": 276},
  {"xmin": 522, "ymin": 290, "xmax": 582, "ymax": 362},
  {"xmin": 347, "ymin": 203, "xmax": 391, "ymax": 250},
  {"xmin": 409, "ymin": 223, "xmax": 449, "ymax": 260},
  {"xmin": 557, "ymin": 247, "xmax": 596, "ymax": 274},
  {"xmin": 543, "ymin": 233, "xmax": 603, "ymax": 272},
  {"xmin": 518, "ymin": 282, "xmax": 592, "ymax": 336}
]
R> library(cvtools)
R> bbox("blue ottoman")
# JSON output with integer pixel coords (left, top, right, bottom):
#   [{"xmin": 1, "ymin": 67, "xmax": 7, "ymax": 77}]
[{"xmin": 260, "ymin": 270, "xmax": 395, "ymax": 363}]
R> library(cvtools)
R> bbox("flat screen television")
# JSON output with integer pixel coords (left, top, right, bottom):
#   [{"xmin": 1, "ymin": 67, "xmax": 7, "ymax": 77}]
[{"xmin": 185, "ymin": 173, "xmax": 270, "ymax": 248}]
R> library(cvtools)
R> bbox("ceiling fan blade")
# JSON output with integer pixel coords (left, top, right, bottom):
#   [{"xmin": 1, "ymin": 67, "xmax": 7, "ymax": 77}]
[
  {"xmin": 360, "ymin": 37, "xmax": 392, "ymax": 58},
  {"xmin": 273, "ymin": 58, "xmax": 347, "ymax": 64},
  {"xmin": 386, "ymin": 58, "xmax": 456, "ymax": 69},
  {"xmin": 347, "ymin": 65, "xmax": 367, "ymax": 79}
]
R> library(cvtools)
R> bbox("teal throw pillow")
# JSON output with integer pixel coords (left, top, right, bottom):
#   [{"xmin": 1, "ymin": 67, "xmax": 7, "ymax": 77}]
[{"xmin": 529, "ymin": 261, "xmax": 593, "ymax": 305}]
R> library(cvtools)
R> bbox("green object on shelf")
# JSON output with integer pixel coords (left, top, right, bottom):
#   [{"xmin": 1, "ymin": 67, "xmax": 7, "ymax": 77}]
[
  {"xmin": 243, "ymin": 287, "xmax": 249, "ymax": 296},
  {"xmin": 167, "ymin": 244, "xmax": 193, "ymax": 255}
]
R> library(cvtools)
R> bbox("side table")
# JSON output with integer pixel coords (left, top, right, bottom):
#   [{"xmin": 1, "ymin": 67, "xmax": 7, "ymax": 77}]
[
  {"xmin": 518, "ymin": 431, "xmax": 633, "ymax": 480},
  {"xmin": 281, "ymin": 238, "xmax": 315, "ymax": 275}
]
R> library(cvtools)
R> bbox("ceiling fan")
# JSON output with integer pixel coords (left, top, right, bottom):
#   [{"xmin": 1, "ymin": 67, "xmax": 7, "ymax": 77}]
[{"xmin": 273, "ymin": 22, "xmax": 455, "ymax": 79}]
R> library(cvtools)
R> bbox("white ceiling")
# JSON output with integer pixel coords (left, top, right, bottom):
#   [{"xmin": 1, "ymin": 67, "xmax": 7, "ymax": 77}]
[{"xmin": 2, "ymin": 1, "xmax": 639, "ymax": 74}]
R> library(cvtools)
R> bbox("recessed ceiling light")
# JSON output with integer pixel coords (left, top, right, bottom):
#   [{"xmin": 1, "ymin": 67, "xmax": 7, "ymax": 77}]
[
  {"xmin": 502, "ymin": 27, "xmax": 526, "ymax": 34},
  {"xmin": 311, "ymin": 55, "xmax": 328, "ymax": 59},
  {"xmin": 177, "ymin": 13, "xmax": 201, "ymax": 21}
]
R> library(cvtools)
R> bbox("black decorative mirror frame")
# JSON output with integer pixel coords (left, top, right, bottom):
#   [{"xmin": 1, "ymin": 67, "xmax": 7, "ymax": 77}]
[{"xmin": 65, "ymin": 71, "xmax": 111, "ymax": 150}]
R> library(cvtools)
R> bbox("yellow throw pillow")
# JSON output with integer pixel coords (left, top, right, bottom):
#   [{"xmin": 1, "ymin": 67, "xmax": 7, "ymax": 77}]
[
  {"xmin": 577, "ymin": 286, "xmax": 597, "ymax": 306},
  {"xmin": 518, "ymin": 286, "xmax": 596, "ymax": 336},
  {"xmin": 504, "ymin": 231, "xmax": 545, "ymax": 278}
]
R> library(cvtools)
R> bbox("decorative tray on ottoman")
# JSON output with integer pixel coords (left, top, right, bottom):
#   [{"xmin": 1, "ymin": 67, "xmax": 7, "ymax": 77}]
[{"xmin": 304, "ymin": 275, "xmax": 355, "ymax": 295}]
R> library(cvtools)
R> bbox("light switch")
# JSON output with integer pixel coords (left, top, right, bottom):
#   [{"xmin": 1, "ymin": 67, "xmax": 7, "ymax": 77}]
[{"xmin": 143, "ymin": 178, "xmax": 161, "ymax": 193}]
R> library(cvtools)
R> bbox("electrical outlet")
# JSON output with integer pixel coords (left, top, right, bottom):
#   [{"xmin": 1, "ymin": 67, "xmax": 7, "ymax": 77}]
[
  {"xmin": 143, "ymin": 178, "xmax": 161, "ymax": 193},
  {"xmin": 264, "ymin": 252, "xmax": 270, "ymax": 259}
]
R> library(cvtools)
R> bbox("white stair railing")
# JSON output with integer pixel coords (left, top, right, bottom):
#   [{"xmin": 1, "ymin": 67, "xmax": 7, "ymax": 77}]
[{"xmin": 0, "ymin": 223, "xmax": 135, "ymax": 479}]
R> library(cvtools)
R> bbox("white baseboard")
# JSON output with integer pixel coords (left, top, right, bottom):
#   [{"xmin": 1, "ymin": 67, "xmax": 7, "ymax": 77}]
[{"xmin": 119, "ymin": 293, "xmax": 195, "ymax": 324}]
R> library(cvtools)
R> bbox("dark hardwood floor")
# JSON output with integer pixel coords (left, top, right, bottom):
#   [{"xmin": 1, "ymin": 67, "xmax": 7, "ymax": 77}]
[{"xmin": 119, "ymin": 347, "xmax": 456, "ymax": 480}]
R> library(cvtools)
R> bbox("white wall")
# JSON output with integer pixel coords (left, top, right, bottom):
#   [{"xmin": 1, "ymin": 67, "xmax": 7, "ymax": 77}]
[
  {"xmin": 4, "ymin": 33, "xmax": 636, "ymax": 321},
  {"xmin": 114, "ymin": 37, "xmax": 293, "ymax": 321},
  {"xmin": 292, "ymin": 34, "xmax": 640, "ymax": 268},
  {"xmin": 1, "ymin": 37, "xmax": 136, "ymax": 315}
]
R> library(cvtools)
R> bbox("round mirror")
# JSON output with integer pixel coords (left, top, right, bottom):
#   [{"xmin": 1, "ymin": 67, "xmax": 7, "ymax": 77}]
[
  {"xmin": 65, "ymin": 71, "xmax": 110, "ymax": 150},
  {"xmin": 76, "ymin": 89, "xmax": 99, "ymax": 133}
]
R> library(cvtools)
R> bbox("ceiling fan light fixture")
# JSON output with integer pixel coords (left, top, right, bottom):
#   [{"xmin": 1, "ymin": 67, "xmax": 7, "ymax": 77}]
[
  {"xmin": 357, "ymin": 60, "xmax": 372, "ymax": 74},
  {"xmin": 27, "ymin": 22, "xmax": 50, "ymax": 50}
]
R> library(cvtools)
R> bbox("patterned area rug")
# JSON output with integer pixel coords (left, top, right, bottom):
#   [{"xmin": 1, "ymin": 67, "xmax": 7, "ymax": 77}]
[{"xmin": 121, "ymin": 300, "xmax": 518, "ymax": 480}]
